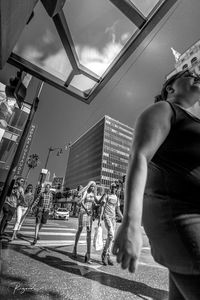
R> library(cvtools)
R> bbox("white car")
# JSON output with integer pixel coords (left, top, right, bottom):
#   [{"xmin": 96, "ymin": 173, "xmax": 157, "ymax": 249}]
[{"xmin": 54, "ymin": 208, "xmax": 69, "ymax": 220}]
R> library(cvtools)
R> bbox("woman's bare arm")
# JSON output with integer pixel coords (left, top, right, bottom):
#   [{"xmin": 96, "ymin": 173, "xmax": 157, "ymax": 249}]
[
  {"xmin": 113, "ymin": 101, "xmax": 174, "ymax": 272},
  {"xmin": 124, "ymin": 101, "xmax": 173, "ymax": 227}
]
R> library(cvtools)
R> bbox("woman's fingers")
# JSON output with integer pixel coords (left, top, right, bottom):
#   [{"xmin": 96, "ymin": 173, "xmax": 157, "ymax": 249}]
[
  {"xmin": 128, "ymin": 257, "xmax": 137, "ymax": 273},
  {"xmin": 116, "ymin": 251, "xmax": 138, "ymax": 272},
  {"xmin": 112, "ymin": 238, "xmax": 124, "ymax": 263},
  {"xmin": 116, "ymin": 250, "xmax": 123, "ymax": 264},
  {"xmin": 112, "ymin": 239, "xmax": 119, "ymax": 255},
  {"xmin": 121, "ymin": 252, "xmax": 131, "ymax": 270},
  {"xmin": 113, "ymin": 241, "xmax": 139, "ymax": 272}
]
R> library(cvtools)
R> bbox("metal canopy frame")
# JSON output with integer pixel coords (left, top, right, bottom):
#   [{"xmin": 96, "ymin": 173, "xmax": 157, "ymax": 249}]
[{"xmin": 8, "ymin": 0, "xmax": 179, "ymax": 104}]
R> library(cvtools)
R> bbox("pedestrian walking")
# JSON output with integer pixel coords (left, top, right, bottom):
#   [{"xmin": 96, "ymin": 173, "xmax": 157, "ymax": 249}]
[
  {"xmin": 0, "ymin": 177, "xmax": 25, "ymax": 237},
  {"xmin": 72, "ymin": 181, "xmax": 98, "ymax": 264},
  {"xmin": 112, "ymin": 69, "xmax": 200, "ymax": 299},
  {"xmin": 31, "ymin": 183, "xmax": 53, "ymax": 246},
  {"xmin": 72, "ymin": 185, "xmax": 83, "ymax": 217},
  {"xmin": 10, "ymin": 184, "xmax": 34, "ymax": 241},
  {"xmin": 93, "ymin": 186, "xmax": 104, "ymax": 221},
  {"xmin": 100, "ymin": 183, "xmax": 123, "ymax": 266}
]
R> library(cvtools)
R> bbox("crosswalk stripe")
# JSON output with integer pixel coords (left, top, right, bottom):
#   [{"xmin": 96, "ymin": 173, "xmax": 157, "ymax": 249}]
[
  {"xmin": 11, "ymin": 240, "xmax": 86, "ymax": 245},
  {"xmin": 5, "ymin": 222, "xmax": 87, "ymax": 247},
  {"xmin": 7, "ymin": 231, "xmax": 86, "ymax": 236},
  {"xmin": 6, "ymin": 219, "xmax": 94, "ymax": 247},
  {"xmin": 8, "ymin": 225, "xmax": 76, "ymax": 231},
  {"xmin": 8, "ymin": 223, "xmax": 71, "ymax": 228},
  {"xmin": 139, "ymin": 262, "xmax": 166, "ymax": 269}
]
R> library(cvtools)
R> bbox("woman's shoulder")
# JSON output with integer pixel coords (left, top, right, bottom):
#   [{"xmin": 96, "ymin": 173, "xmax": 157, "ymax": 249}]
[
  {"xmin": 137, "ymin": 101, "xmax": 175, "ymax": 127},
  {"xmin": 142, "ymin": 101, "xmax": 174, "ymax": 116}
]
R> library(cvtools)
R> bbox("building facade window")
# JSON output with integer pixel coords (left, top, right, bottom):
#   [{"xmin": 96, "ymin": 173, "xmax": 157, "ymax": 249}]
[
  {"xmin": 64, "ymin": 115, "xmax": 133, "ymax": 189},
  {"xmin": 182, "ymin": 64, "xmax": 188, "ymax": 70},
  {"xmin": 191, "ymin": 57, "xmax": 197, "ymax": 64}
]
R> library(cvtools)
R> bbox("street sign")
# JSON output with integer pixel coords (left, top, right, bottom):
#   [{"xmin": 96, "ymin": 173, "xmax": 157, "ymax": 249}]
[
  {"xmin": 15, "ymin": 124, "xmax": 36, "ymax": 177},
  {"xmin": 41, "ymin": 168, "xmax": 48, "ymax": 174}
]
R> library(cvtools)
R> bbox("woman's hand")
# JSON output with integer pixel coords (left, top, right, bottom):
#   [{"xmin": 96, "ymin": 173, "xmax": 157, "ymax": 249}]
[
  {"xmin": 97, "ymin": 219, "xmax": 101, "ymax": 227},
  {"xmin": 112, "ymin": 222, "xmax": 143, "ymax": 273}
]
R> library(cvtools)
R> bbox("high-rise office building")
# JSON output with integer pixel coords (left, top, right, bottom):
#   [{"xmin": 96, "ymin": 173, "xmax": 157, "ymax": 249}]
[
  {"xmin": 168, "ymin": 40, "xmax": 200, "ymax": 79},
  {"xmin": 64, "ymin": 115, "xmax": 134, "ymax": 189}
]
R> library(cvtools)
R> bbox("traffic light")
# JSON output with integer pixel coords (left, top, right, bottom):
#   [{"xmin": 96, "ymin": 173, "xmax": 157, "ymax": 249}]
[
  {"xmin": 5, "ymin": 71, "xmax": 26, "ymax": 108},
  {"xmin": 5, "ymin": 71, "xmax": 27, "ymax": 108}
]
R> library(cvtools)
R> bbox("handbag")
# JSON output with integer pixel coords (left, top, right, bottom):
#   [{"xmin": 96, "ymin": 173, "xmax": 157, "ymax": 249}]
[{"xmin": 93, "ymin": 224, "xmax": 103, "ymax": 251}]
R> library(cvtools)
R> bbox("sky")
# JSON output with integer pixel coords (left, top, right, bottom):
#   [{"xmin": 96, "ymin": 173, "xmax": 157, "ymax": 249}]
[{"xmin": 1, "ymin": 0, "xmax": 200, "ymax": 188}]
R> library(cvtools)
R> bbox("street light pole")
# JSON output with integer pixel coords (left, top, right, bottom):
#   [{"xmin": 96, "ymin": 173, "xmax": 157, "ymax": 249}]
[
  {"xmin": 38, "ymin": 146, "xmax": 63, "ymax": 187},
  {"xmin": 44, "ymin": 147, "xmax": 53, "ymax": 169}
]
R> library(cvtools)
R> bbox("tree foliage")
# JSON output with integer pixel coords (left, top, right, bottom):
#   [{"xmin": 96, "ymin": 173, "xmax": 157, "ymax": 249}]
[
  {"xmin": 25, "ymin": 153, "xmax": 40, "ymax": 180},
  {"xmin": 27, "ymin": 153, "xmax": 40, "ymax": 169}
]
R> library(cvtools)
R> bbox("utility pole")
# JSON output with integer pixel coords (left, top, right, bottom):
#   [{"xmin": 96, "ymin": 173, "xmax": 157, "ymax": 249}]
[{"xmin": 38, "ymin": 147, "xmax": 63, "ymax": 187}]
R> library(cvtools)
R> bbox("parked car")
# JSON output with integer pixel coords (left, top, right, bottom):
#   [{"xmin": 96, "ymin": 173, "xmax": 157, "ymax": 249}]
[
  {"xmin": 54, "ymin": 208, "xmax": 69, "ymax": 220},
  {"xmin": 49, "ymin": 209, "xmax": 55, "ymax": 219}
]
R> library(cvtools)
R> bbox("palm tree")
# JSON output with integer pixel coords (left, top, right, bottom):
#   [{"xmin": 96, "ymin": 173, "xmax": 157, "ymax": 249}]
[{"xmin": 25, "ymin": 153, "xmax": 40, "ymax": 181}]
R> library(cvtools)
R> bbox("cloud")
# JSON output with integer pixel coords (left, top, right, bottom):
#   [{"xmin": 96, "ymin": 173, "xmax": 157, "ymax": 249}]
[
  {"xmin": 43, "ymin": 49, "xmax": 72, "ymax": 79},
  {"xmin": 76, "ymin": 41, "xmax": 123, "ymax": 76},
  {"xmin": 76, "ymin": 29, "xmax": 131, "ymax": 77},
  {"xmin": 105, "ymin": 21, "xmax": 119, "ymax": 44},
  {"xmin": 74, "ymin": 19, "xmax": 132, "ymax": 76},
  {"xmin": 22, "ymin": 46, "xmax": 42, "ymax": 62},
  {"xmin": 21, "ymin": 46, "xmax": 72, "ymax": 81},
  {"xmin": 16, "ymin": 23, "xmax": 131, "ymax": 87},
  {"xmin": 42, "ymin": 29, "xmax": 55, "ymax": 44},
  {"xmin": 121, "ymin": 33, "xmax": 131, "ymax": 43}
]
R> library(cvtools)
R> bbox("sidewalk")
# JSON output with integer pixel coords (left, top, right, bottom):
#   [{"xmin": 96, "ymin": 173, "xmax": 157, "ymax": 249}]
[{"xmin": 0, "ymin": 218, "xmax": 168, "ymax": 300}]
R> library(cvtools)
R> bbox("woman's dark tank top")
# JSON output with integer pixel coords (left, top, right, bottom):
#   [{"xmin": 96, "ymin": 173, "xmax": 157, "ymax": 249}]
[{"xmin": 146, "ymin": 101, "xmax": 200, "ymax": 200}]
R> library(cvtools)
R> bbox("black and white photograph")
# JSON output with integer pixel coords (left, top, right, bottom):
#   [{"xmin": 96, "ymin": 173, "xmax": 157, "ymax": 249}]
[{"xmin": 1, "ymin": 0, "xmax": 200, "ymax": 299}]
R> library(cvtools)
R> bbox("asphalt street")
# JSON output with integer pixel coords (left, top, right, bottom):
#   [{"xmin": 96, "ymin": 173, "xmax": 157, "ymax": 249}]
[{"xmin": 0, "ymin": 216, "xmax": 169, "ymax": 300}]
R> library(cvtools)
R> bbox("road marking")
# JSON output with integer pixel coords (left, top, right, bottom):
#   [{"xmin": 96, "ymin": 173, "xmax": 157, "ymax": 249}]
[
  {"xmin": 9, "ymin": 240, "xmax": 87, "ymax": 246},
  {"xmin": 139, "ymin": 261, "xmax": 166, "ymax": 269},
  {"xmin": 6, "ymin": 220, "xmax": 164, "ymax": 271},
  {"xmin": 7, "ymin": 231, "xmax": 86, "ymax": 236},
  {"xmin": 8, "ymin": 226, "xmax": 76, "ymax": 231}
]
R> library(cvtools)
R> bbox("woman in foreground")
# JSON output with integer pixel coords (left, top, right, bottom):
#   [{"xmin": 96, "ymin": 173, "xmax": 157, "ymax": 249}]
[{"xmin": 113, "ymin": 69, "xmax": 200, "ymax": 299}]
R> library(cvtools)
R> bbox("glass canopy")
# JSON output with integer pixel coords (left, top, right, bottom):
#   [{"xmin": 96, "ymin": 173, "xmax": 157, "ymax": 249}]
[{"xmin": 8, "ymin": 0, "xmax": 178, "ymax": 104}]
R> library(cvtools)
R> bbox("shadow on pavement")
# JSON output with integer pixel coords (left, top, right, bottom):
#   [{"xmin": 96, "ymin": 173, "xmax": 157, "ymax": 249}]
[{"xmin": 2, "ymin": 243, "xmax": 168, "ymax": 300}]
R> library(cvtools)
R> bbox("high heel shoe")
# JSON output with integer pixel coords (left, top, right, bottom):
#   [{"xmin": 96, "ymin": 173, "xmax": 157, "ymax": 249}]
[
  {"xmin": 72, "ymin": 249, "xmax": 77, "ymax": 259},
  {"xmin": 10, "ymin": 230, "xmax": 18, "ymax": 241},
  {"xmin": 84, "ymin": 253, "xmax": 92, "ymax": 264},
  {"xmin": 101, "ymin": 252, "xmax": 108, "ymax": 266}
]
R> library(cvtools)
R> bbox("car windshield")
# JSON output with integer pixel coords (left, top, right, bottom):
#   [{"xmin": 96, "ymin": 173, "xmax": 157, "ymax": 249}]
[{"xmin": 57, "ymin": 209, "xmax": 68, "ymax": 212}]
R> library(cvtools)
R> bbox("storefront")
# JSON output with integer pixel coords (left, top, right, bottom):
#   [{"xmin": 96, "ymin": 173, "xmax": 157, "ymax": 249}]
[{"xmin": 0, "ymin": 81, "xmax": 31, "ymax": 192}]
